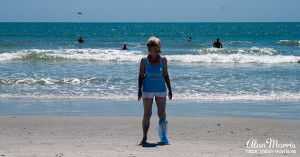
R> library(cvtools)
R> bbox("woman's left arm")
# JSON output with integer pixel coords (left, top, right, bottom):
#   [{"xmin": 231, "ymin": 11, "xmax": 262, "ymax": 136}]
[{"xmin": 163, "ymin": 57, "xmax": 172, "ymax": 100}]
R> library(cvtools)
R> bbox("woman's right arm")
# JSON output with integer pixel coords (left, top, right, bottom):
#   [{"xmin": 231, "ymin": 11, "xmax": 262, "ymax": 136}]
[{"xmin": 138, "ymin": 59, "xmax": 145, "ymax": 101}]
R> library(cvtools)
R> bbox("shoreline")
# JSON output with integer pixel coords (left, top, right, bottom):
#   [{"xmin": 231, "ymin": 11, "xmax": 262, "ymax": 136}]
[
  {"xmin": 1, "ymin": 98, "xmax": 299, "ymax": 120},
  {"xmin": 0, "ymin": 115, "xmax": 299, "ymax": 157}
]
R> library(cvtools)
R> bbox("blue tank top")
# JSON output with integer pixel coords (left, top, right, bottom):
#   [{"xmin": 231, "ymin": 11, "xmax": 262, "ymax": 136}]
[{"xmin": 142, "ymin": 56, "xmax": 167, "ymax": 92}]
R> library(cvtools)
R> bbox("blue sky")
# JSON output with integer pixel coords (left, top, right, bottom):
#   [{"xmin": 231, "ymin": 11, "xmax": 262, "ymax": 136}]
[{"xmin": 1, "ymin": 0, "xmax": 299, "ymax": 22}]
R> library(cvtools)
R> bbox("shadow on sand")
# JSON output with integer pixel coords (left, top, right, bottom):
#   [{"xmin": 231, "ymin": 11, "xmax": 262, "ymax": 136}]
[{"xmin": 139, "ymin": 142, "xmax": 169, "ymax": 147}]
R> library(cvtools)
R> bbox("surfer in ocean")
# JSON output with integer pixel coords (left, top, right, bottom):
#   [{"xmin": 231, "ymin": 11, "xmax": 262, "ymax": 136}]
[
  {"xmin": 213, "ymin": 38, "xmax": 223, "ymax": 48},
  {"xmin": 78, "ymin": 37, "xmax": 84, "ymax": 44},
  {"xmin": 121, "ymin": 44, "xmax": 128, "ymax": 50},
  {"xmin": 78, "ymin": 37, "xmax": 84, "ymax": 49}
]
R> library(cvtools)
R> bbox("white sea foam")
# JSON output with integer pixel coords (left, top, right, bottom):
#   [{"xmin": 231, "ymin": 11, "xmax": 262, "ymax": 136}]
[
  {"xmin": 197, "ymin": 47, "xmax": 277, "ymax": 55},
  {"xmin": 26, "ymin": 48, "xmax": 144, "ymax": 61},
  {"xmin": 0, "ymin": 92, "xmax": 300, "ymax": 102},
  {"xmin": 0, "ymin": 78, "xmax": 117, "ymax": 85},
  {"xmin": 0, "ymin": 49, "xmax": 144, "ymax": 62},
  {"xmin": 276, "ymin": 40, "xmax": 300, "ymax": 47},
  {"xmin": 15, "ymin": 78, "xmax": 38, "ymax": 84},
  {"xmin": 1, "ymin": 48, "xmax": 299, "ymax": 64},
  {"xmin": 40, "ymin": 78, "xmax": 55, "ymax": 85},
  {"xmin": 239, "ymin": 47, "xmax": 277, "ymax": 55},
  {"xmin": 167, "ymin": 54, "xmax": 300, "ymax": 64},
  {"xmin": 228, "ymin": 41, "xmax": 253, "ymax": 44},
  {"xmin": 0, "ymin": 52, "xmax": 23, "ymax": 61},
  {"xmin": 173, "ymin": 92, "xmax": 300, "ymax": 101}
]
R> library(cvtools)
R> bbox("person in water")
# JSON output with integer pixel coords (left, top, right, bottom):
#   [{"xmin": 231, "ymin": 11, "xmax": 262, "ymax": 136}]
[
  {"xmin": 213, "ymin": 38, "xmax": 222, "ymax": 48},
  {"xmin": 78, "ymin": 37, "xmax": 84, "ymax": 43},
  {"xmin": 138, "ymin": 36, "xmax": 172, "ymax": 145},
  {"xmin": 188, "ymin": 37, "xmax": 192, "ymax": 41},
  {"xmin": 121, "ymin": 44, "xmax": 128, "ymax": 50}
]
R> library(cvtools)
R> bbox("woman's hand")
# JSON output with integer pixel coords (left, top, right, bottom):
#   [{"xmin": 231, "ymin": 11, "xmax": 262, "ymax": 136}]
[
  {"xmin": 168, "ymin": 91, "xmax": 172, "ymax": 100},
  {"xmin": 138, "ymin": 91, "xmax": 142, "ymax": 101}
]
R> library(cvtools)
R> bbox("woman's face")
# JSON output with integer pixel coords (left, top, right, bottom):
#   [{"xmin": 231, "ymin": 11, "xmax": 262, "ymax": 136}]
[{"xmin": 147, "ymin": 42, "xmax": 159, "ymax": 54}]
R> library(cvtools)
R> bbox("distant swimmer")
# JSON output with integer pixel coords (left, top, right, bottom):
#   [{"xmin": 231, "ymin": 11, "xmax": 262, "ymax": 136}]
[
  {"xmin": 78, "ymin": 37, "xmax": 84, "ymax": 43},
  {"xmin": 121, "ymin": 44, "xmax": 128, "ymax": 50},
  {"xmin": 213, "ymin": 38, "xmax": 222, "ymax": 48},
  {"xmin": 188, "ymin": 37, "xmax": 192, "ymax": 41}
]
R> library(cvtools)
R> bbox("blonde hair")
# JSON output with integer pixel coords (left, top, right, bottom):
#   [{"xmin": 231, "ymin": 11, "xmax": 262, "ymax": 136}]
[{"xmin": 147, "ymin": 36, "xmax": 161, "ymax": 53}]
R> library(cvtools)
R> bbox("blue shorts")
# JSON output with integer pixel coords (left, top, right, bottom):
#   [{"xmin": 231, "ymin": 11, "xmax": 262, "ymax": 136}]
[{"xmin": 142, "ymin": 92, "xmax": 167, "ymax": 98}]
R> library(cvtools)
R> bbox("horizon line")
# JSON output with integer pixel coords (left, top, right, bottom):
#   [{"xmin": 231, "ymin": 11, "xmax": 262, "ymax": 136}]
[{"xmin": 1, "ymin": 21, "xmax": 300, "ymax": 23}]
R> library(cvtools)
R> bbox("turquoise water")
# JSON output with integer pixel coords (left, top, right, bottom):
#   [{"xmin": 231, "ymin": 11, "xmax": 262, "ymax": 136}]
[{"xmin": 0, "ymin": 23, "xmax": 300, "ymax": 118}]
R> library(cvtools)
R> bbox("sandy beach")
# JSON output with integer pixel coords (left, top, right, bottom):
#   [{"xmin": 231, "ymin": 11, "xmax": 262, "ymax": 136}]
[{"xmin": 0, "ymin": 116, "xmax": 298, "ymax": 157}]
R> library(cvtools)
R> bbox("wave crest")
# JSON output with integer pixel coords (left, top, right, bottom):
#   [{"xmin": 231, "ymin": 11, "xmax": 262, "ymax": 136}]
[
  {"xmin": 168, "ymin": 54, "xmax": 300, "ymax": 64},
  {"xmin": 0, "ymin": 78, "xmax": 120, "ymax": 85},
  {"xmin": 197, "ymin": 47, "xmax": 277, "ymax": 55},
  {"xmin": 1, "ymin": 92, "xmax": 300, "ymax": 101},
  {"xmin": 0, "ymin": 48, "xmax": 299, "ymax": 64},
  {"xmin": 276, "ymin": 40, "xmax": 300, "ymax": 47}
]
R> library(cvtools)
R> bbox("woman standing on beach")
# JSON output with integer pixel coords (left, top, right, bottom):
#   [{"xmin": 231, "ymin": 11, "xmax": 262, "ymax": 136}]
[{"xmin": 138, "ymin": 36, "xmax": 172, "ymax": 144}]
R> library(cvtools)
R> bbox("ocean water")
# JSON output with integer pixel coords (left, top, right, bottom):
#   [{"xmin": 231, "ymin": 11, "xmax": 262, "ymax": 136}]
[{"xmin": 0, "ymin": 22, "xmax": 300, "ymax": 118}]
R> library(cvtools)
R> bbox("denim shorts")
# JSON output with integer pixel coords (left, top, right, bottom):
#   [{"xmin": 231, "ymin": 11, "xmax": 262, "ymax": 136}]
[{"xmin": 142, "ymin": 92, "xmax": 167, "ymax": 98}]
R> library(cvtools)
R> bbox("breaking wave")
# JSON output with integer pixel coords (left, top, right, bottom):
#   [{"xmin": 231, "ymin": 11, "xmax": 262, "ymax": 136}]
[
  {"xmin": 1, "ymin": 92, "xmax": 300, "ymax": 102},
  {"xmin": 276, "ymin": 40, "xmax": 300, "ymax": 47},
  {"xmin": 0, "ymin": 48, "xmax": 299, "ymax": 64}
]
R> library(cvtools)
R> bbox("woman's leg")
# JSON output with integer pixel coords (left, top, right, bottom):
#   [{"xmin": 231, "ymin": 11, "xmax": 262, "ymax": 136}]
[
  {"xmin": 155, "ymin": 97, "xmax": 166, "ymax": 120},
  {"xmin": 155, "ymin": 97, "xmax": 170, "ymax": 144},
  {"xmin": 142, "ymin": 98, "xmax": 153, "ymax": 141}
]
